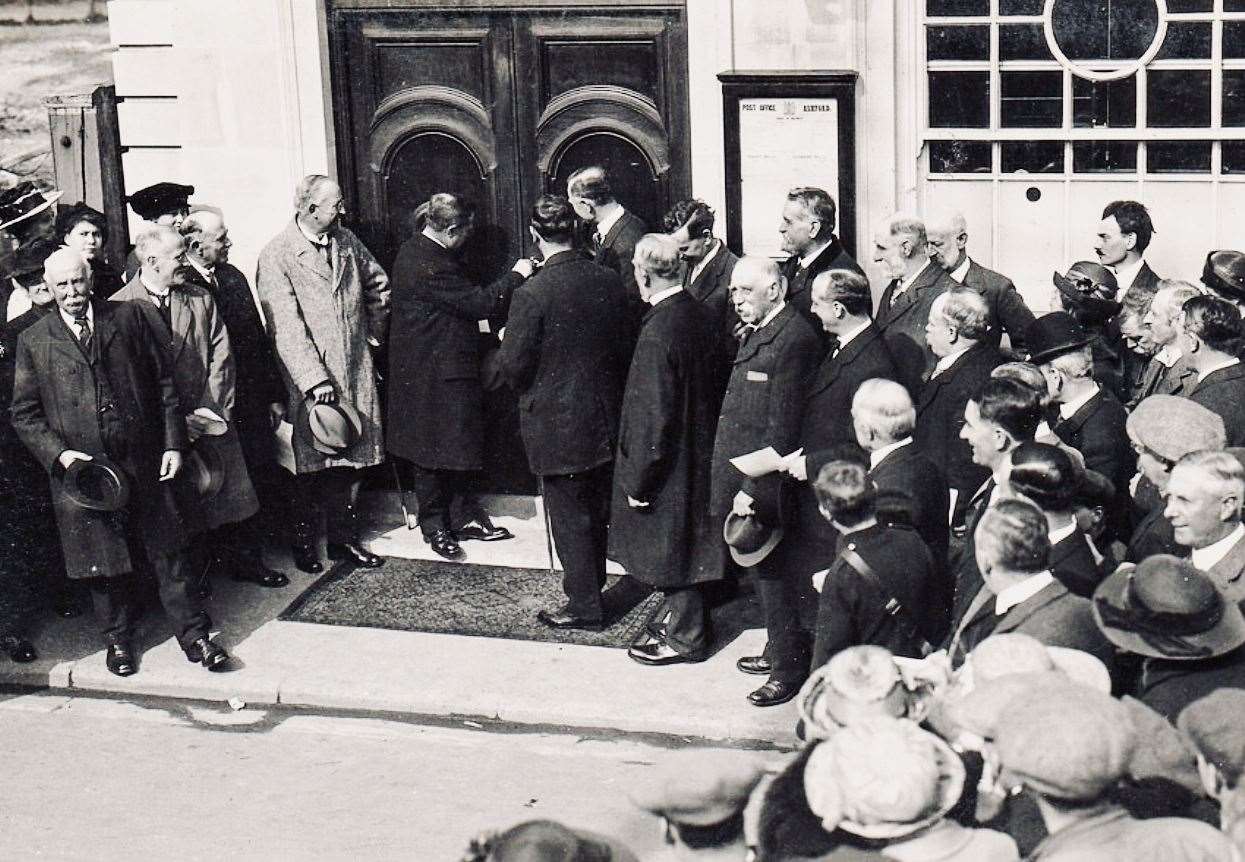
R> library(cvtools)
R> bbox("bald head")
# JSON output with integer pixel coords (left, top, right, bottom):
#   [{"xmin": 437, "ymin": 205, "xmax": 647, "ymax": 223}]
[
  {"xmin": 181, "ymin": 210, "xmax": 231, "ymax": 268},
  {"xmin": 926, "ymin": 210, "xmax": 969, "ymax": 274},
  {"xmin": 729, "ymin": 255, "xmax": 785, "ymax": 324},
  {"xmin": 136, "ymin": 224, "xmax": 188, "ymax": 290},
  {"xmin": 43, "ymin": 247, "xmax": 92, "ymax": 318}
]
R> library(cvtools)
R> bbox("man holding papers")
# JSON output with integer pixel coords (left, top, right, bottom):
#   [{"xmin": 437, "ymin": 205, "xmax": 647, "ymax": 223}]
[{"xmin": 705, "ymin": 256, "xmax": 822, "ymax": 707}]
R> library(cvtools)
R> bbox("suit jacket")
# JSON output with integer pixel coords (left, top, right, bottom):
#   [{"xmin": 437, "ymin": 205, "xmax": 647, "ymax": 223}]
[
  {"xmin": 9, "ymin": 300, "xmax": 188, "ymax": 578},
  {"xmin": 496, "ymin": 250, "xmax": 629, "ymax": 476},
  {"xmin": 111, "ymin": 275, "xmax": 257, "ymax": 532},
  {"xmin": 385, "ymin": 233, "xmax": 522, "ymax": 469},
  {"xmin": 913, "ymin": 343, "xmax": 1005, "ymax": 509},
  {"xmin": 1138, "ymin": 646, "xmax": 1245, "ymax": 724},
  {"xmin": 256, "ymin": 220, "xmax": 389, "ymax": 473},
  {"xmin": 1027, "ymin": 805, "xmax": 1237, "ymax": 862},
  {"xmin": 1189, "ymin": 362, "xmax": 1245, "ymax": 447},
  {"xmin": 684, "ymin": 241, "xmax": 740, "ymax": 385},
  {"xmin": 1050, "ymin": 528, "xmax": 1104, "ymax": 599},
  {"xmin": 959, "ymin": 259, "xmax": 1036, "ymax": 352},
  {"xmin": 703, "ymin": 304, "xmax": 821, "ymax": 578},
  {"xmin": 593, "ymin": 209, "xmax": 647, "ymax": 332},
  {"xmin": 781, "ymin": 236, "xmax": 864, "ymax": 339},
  {"xmin": 944, "ymin": 478, "xmax": 997, "ymax": 641},
  {"xmin": 1053, "ymin": 387, "xmax": 1134, "ymax": 537},
  {"xmin": 875, "ymin": 262, "xmax": 955, "ymax": 392},
  {"xmin": 608, "ymin": 292, "xmax": 721, "ymax": 586},
  {"xmin": 1127, "ymin": 503, "xmax": 1185, "ymax": 564},
  {"xmin": 869, "ymin": 442, "xmax": 952, "ymax": 585},
  {"xmin": 1130, "ymin": 352, "xmax": 1196, "ymax": 407},
  {"xmin": 1204, "ymin": 531, "xmax": 1245, "ymax": 605}
]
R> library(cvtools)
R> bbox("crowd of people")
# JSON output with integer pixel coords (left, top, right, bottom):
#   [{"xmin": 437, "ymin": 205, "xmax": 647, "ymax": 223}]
[{"xmin": 5, "ymin": 168, "xmax": 1245, "ymax": 857}]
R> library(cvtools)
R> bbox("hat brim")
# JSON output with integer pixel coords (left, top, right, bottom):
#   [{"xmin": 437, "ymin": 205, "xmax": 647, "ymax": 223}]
[
  {"xmin": 294, "ymin": 397, "xmax": 362, "ymax": 456},
  {"xmin": 184, "ymin": 444, "xmax": 225, "ymax": 500},
  {"xmin": 1028, "ymin": 337, "xmax": 1092, "ymax": 367},
  {"xmin": 798, "ymin": 664, "xmax": 909, "ymax": 742},
  {"xmin": 1046, "ymin": 647, "xmax": 1111, "ymax": 693},
  {"xmin": 1092, "ymin": 567, "xmax": 1245, "ymax": 660},
  {"xmin": 0, "ymin": 189, "xmax": 64, "ymax": 233},
  {"xmin": 724, "ymin": 514, "xmax": 783, "ymax": 567},
  {"xmin": 63, "ymin": 456, "xmax": 130, "ymax": 512}
]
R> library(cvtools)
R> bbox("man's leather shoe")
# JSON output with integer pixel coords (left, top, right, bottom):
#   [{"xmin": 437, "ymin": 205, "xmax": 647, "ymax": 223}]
[
  {"xmin": 184, "ymin": 637, "xmax": 230, "ymax": 671},
  {"xmin": 537, "ymin": 608, "xmax": 603, "ymax": 632},
  {"xmin": 747, "ymin": 678, "xmax": 801, "ymax": 708},
  {"xmin": 105, "ymin": 643, "xmax": 137, "ymax": 677},
  {"xmin": 0, "ymin": 634, "xmax": 36, "ymax": 663},
  {"xmin": 736, "ymin": 655, "xmax": 773, "ymax": 676},
  {"xmin": 628, "ymin": 640, "xmax": 705, "ymax": 666},
  {"xmin": 291, "ymin": 545, "xmax": 323, "ymax": 574},
  {"xmin": 328, "ymin": 541, "xmax": 384, "ymax": 568},
  {"xmin": 457, "ymin": 522, "xmax": 514, "ymax": 542},
  {"xmin": 425, "ymin": 530, "xmax": 464, "ymax": 561},
  {"xmin": 232, "ymin": 560, "xmax": 289, "ymax": 588}
]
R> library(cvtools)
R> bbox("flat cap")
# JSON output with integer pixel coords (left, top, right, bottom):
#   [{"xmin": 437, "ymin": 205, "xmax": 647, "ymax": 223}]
[
  {"xmin": 1177, "ymin": 689, "xmax": 1245, "ymax": 786},
  {"xmin": 1127, "ymin": 395, "xmax": 1226, "ymax": 463},
  {"xmin": 628, "ymin": 751, "xmax": 770, "ymax": 827}
]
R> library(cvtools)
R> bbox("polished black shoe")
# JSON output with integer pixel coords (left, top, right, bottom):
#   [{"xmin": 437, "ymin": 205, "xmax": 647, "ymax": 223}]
[
  {"xmin": 328, "ymin": 541, "xmax": 384, "ymax": 568},
  {"xmin": 537, "ymin": 607, "xmax": 603, "ymax": 632},
  {"xmin": 184, "ymin": 637, "xmax": 230, "ymax": 671},
  {"xmin": 0, "ymin": 634, "xmax": 36, "ymax": 663},
  {"xmin": 425, "ymin": 530, "xmax": 464, "ymax": 561},
  {"xmin": 747, "ymin": 678, "xmax": 802, "ymax": 708},
  {"xmin": 736, "ymin": 655, "xmax": 773, "ymax": 676},
  {"xmin": 456, "ymin": 521, "xmax": 514, "ymax": 542},
  {"xmin": 291, "ymin": 545, "xmax": 323, "ymax": 574},
  {"xmin": 232, "ymin": 559, "xmax": 290, "ymax": 588},
  {"xmin": 628, "ymin": 640, "xmax": 705, "ymax": 666},
  {"xmin": 105, "ymin": 643, "xmax": 137, "ymax": 677}
]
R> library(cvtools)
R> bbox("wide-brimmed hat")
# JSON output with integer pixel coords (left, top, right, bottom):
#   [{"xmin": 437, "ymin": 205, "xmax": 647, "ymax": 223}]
[
  {"xmin": 11, "ymin": 235, "xmax": 62, "ymax": 281},
  {"xmin": 1052, "ymin": 261, "xmax": 1121, "ymax": 325},
  {"xmin": 180, "ymin": 445, "xmax": 225, "ymax": 500},
  {"xmin": 1024, "ymin": 312, "xmax": 1092, "ymax": 366},
  {"xmin": 127, "ymin": 182, "xmax": 194, "ymax": 221},
  {"xmin": 1127, "ymin": 395, "xmax": 1226, "ymax": 464},
  {"xmin": 803, "ymin": 718, "xmax": 966, "ymax": 840},
  {"xmin": 723, "ymin": 510, "xmax": 783, "ymax": 567},
  {"xmin": 0, "ymin": 182, "xmax": 63, "ymax": 234},
  {"xmin": 963, "ymin": 633, "xmax": 1111, "ymax": 694},
  {"xmin": 797, "ymin": 646, "xmax": 911, "ymax": 741},
  {"xmin": 1093, "ymin": 555, "xmax": 1245, "ymax": 660},
  {"xmin": 1202, "ymin": 250, "xmax": 1245, "ymax": 303},
  {"xmin": 62, "ymin": 456, "xmax": 130, "ymax": 511},
  {"xmin": 294, "ymin": 398, "xmax": 362, "ymax": 456}
]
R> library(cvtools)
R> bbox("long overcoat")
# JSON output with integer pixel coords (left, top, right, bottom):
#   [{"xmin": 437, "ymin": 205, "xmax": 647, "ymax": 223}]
[
  {"xmin": 112, "ymin": 276, "xmax": 257, "ymax": 532},
  {"xmin": 9, "ymin": 300, "xmax": 188, "ymax": 579},
  {"xmin": 255, "ymin": 220, "xmax": 389, "ymax": 473},
  {"xmin": 385, "ymin": 232, "xmax": 521, "ymax": 470},
  {"xmin": 608, "ymin": 292, "xmax": 721, "ymax": 586}
]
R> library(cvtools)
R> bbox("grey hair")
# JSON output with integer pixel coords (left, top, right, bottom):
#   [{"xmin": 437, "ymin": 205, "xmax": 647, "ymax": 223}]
[
  {"xmin": 852, "ymin": 378, "xmax": 916, "ymax": 442},
  {"xmin": 294, "ymin": 174, "xmax": 337, "ymax": 211},
  {"xmin": 936, "ymin": 287, "xmax": 991, "ymax": 341},
  {"xmin": 632, "ymin": 233, "xmax": 683, "ymax": 281}
]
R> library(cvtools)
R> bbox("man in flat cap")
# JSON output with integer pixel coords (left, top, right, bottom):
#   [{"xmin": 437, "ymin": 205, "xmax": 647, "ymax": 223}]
[
  {"xmin": 1178, "ymin": 688, "xmax": 1245, "ymax": 845},
  {"xmin": 124, "ymin": 181, "xmax": 194, "ymax": 280}
]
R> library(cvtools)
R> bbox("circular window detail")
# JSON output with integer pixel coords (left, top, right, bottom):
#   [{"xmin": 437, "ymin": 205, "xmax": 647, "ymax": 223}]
[{"xmin": 1044, "ymin": 0, "xmax": 1168, "ymax": 81}]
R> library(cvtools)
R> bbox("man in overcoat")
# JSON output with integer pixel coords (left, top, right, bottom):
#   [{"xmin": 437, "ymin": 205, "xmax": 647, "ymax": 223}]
[
  {"xmin": 1179, "ymin": 294, "xmax": 1245, "ymax": 447},
  {"xmin": 498, "ymin": 194, "xmax": 630, "ymax": 629},
  {"xmin": 256, "ymin": 175, "xmax": 390, "ymax": 572},
  {"xmin": 10, "ymin": 249, "xmax": 226, "ymax": 675},
  {"xmin": 112, "ymin": 226, "xmax": 264, "ymax": 587},
  {"xmin": 609, "ymin": 234, "xmax": 722, "ymax": 665},
  {"xmin": 710, "ymin": 256, "xmax": 822, "ymax": 708},
  {"xmin": 777, "ymin": 187, "xmax": 863, "ymax": 341},
  {"xmin": 567, "ymin": 166, "xmax": 647, "ymax": 335},
  {"xmin": 386, "ymin": 193, "xmax": 534, "ymax": 560}
]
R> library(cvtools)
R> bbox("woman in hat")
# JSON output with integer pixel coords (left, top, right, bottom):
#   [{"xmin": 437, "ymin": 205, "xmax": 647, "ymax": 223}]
[
  {"xmin": 55, "ymin": 202, "xmax": 122, "ymax": 298},
  {"xmin": 1050, "ymin": 262, "xmax": 1127, "ymax": 401}
]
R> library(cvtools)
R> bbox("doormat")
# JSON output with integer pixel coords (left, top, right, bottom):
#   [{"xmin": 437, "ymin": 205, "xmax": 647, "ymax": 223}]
[{"xmin": 279, "ymin": 558, "xmax": 761, "ymax": 650}]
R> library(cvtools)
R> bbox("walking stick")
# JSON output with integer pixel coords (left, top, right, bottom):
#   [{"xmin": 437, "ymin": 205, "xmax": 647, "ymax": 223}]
[{"xmin": 390, "ymin": 460, "xmax": 415, "ymax": 530}]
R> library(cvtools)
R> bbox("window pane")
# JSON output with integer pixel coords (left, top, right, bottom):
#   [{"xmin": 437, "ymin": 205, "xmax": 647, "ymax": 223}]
[
  {"xmin": 1147, "ymin": 141, "xmax": 1211, "ymax": 173},
  {"xmin": 1050, "ymin": 0, "xmax": 1159, "ymax": 62},
  {"xmin": 1002, "ymin": 141, "xmax": 1065, "ymax": 173},
  {"xmin": 1001, "ymin": 71, "xmax": 1063, "ymax": 127},
  {"xmin": 927, "ymin": 0, "xmax": 988, "ymax": 14},
  {"xmin": 1225, "ymin": 22, "xmax": 1245, "ymax": 59},
  {"xmin": 929, "ymin": 72, "xmax": 991, "ymax": 128},
  {"xmin": 1000, "ymin": 24, "xmax": 1052, "ymax": 60},
  {"xmin": 1072, "ymin": 76, "xmax": 1136, "ymax": 128},
  {"xmin": 929, "ymin": 141, "xmax": 993, "ymax": 173},
  {"xmin": 1156, "ymin": 23, "xmax": 1212, "ymax": 60},
  {"xmin": 1223, "ymin": 141, "xmax": 1245, "ymax": 174},
  {"xmin": 1147, "ymin": 70, "xmax": 1210, "ymax": 128},
  {"xmin": 1000, "ymin": 0, "xmax": 1044, "ymax": 12},
  {"xmin": 1225, "ymin": 71, "xmax": 1245, "ymax": 127},
  {"xmin": 1166, "ymin": 0, "xmax": 1211, "ymax": 10},
  {"xmin": 1225, "ymin": 0, "xmax": 1245, "ymax": 11},
  {"xmin": 1073, "ymin": 141, "xmax": 1138, "ymax": 172},
  {"xmin": 927, "ymin": 26, "xmax": 989, "ymax": 61}
]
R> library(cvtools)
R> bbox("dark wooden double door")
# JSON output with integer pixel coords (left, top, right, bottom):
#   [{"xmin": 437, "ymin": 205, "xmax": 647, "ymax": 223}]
[{"xmin": 329, "ymin": 3, "xmax": 690, "ymax": 492}]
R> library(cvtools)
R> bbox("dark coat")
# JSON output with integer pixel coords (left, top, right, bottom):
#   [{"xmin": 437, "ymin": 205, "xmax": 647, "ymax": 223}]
[
  {"xmin": 875, "ymin": 263, "xmax": 955, "ymax": 391},
  {"xmin": 496, "ymin": 250, "xmax": 629, "ymax": 476},
  {"xmin": 1050, "ymin": 527, "xmax": 1105, "ymax": 599},
  {"xmin": 913, "ymin": 343, "xmax": 1005, "ymax": 509},
  {"xmin": 945, "ymin": 478, "xmax": 997, "ymax": 638},
  {"xmin": 781, "ymin": 236, "xmax": 864, "ymax": 340},
  {"xmin": 1127, "ymin": 503, "xmax": 1185, "ymax": 563},
  {"xmin": 703, "ymin": 304, "xmax": 822, "ymax": 578},
  {"xmin": 608, "ymin": 292, "xmax": 721, "ymax": 586},
  {"xmin": 1053, "ymin": 386, "xmax": 1134, "ymax": 537},
  {"xmin": 784, "ymin": 325, "xmax": 900, "ymax": 585},
  {"xmin": 1, "ymin": 305, "xmax": 54, "ymax": 495},
  {"xmin": 811, "ymin": 523, "xmax": 935, "ymax": 668},
  {"xmin": 1130, "ymin": 353, "xmax": 1196, "ymax": 408},
  {"xmin": 1188, "ymin": 362, "xmax": 1245, "ymax": 447},
  {"xmin": 9, "ymin": 300, "xmax": 188, "ymax": 578},
  {"xmin": 869, "ymin": 442, "xmax": 952, "ymax": 581},
  {"xmin": 684, "ymin": 241, "xmax": 740, "ymax": 384},
  {"xmin": 959, "ymin": 259, "xmax": 1035, "ymax": 352},
  {"xmin": 183, "ymin": 263, "xmax": 285, "ymax": 474},
  {"xmin": 1137, "ymin": 646, "xmax": 1245, "ymax": 724},
  {"xmin": 593, "ymin": 209, "xmax": 648, "ymax": 331},
  {"xmin": 385, "ymin": 233, "xmax": 521, "ymax": 469}
]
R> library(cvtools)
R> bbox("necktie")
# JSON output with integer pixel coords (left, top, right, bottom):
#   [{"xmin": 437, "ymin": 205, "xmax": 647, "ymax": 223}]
[
  {"xmin": 75, "ymin": 317, "xmax": 92, "ymax": 349},
  {"xmin": 148, "ymin": 292, "xmax": 171, "ymax": 329},
  {"xmin": 887, "ymin": 279, "xmax": 904, "ymax": 309}
]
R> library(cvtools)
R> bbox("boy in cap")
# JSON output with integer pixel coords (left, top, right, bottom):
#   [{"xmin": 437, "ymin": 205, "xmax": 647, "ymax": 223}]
[{"xmin": 1179, "ymin": 689, "xmax": 1245, "ymax": 852}]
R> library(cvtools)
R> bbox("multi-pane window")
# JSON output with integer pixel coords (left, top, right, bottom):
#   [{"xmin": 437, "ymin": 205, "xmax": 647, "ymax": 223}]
[{"xmin": 922, "ymin": 0, "xmax": 1245, "ymax": 175}]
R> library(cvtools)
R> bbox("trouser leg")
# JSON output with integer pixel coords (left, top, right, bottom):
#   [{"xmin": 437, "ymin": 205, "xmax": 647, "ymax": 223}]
[
  {"xmin": 656, "ymin": 585, "xmax": 709, "ymax": 655},
  {"xmin": 292, "ymin": 471, "xmax": 325, "ymax": 552},
  {"xmin": 543, "ymin": 464, "xmax": 611, "ymax": 621},
  {"xmin": 89, "ymin": 576, "xmax": 140, "ymax": 647},
  {"xmin": 144, "ymin": 545, "xmax": 210, "ymax": 651},
  {"xmin": 755, "ymin": 565, "xmax": 811, "ymax": 685},
  {"xmin": 409, "ymin": 462, "xmax": 455, "ymax": 538},
  {"xmin": 321, "ymin": 467, "xmax": 362, "ymax": 545}
]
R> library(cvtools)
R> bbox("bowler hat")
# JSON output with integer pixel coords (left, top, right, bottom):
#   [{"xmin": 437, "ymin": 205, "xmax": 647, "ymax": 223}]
[
  {"xmin": 294, "ymin": 398, "xmax": 362, "ymax": 456},
  {"xmin": 797, "ymin": 646, "xmax": 910, "ymax": 742},
  {"xmin": 180, "ymin": 445, "xmax": 225, "ymax": 500},
  {"xmin": 1127, "ymin": 395, "xmax": 1226, "ymax": 464},
  {"xmin": 723, "ymin": 510, "xmax": 783, "ymax": 567},
  {"xmin": 1024, "ymin": 312, "xmax": 1091, "ymax": 366},
  {"xmin": 127, "ymin": 182, "xmax": 194, "ymax": 221},
  {"xmin": 0, "ymin": 182, "xmax": 63, "ymax": 234},
  {"xmin": 1093, "ymin": 555, "xmax": 1245, "ymax": 660},
  {"xmin": 63, "ymin": 456, "xmax": 130, "ymax": 511},
  {"xmin": 1202, "ymin": 250, "xmax": 1245, "ymax": 303},
  {"xmin": 627, "ymin": 750, "xmax": 770, "ymax": 827}
]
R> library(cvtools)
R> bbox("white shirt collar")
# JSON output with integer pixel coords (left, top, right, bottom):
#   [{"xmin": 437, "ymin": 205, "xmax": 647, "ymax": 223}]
[
  {"xmin": 1058, "ymin": 381, "xmax": 1100, "ymax": 419},
  {"xmin": 1048, "ymin": 520, "xmax": 1078, "ymax": 547},
  {"xmin": 932, "ymin": 344, "xmax": 973, "ymax": 378},
  {"xmin": 834, "ymin": 318, "xmax": 871, "ymax": 353},
  {"xmin": 757, "ymin": 300, "xmax": 786, "ymax": 330},
  {"xmin": 421, "ymin": 226, "xmax": 450, "ymax": 250},
  {"xmin": 188, "ymin": 257, "xmax": 214, "ymax": 281},
  {"xmin": 59, "ymin": 302, "xmax": 93, "ymax": 331},
  {"xmin": 995, "ymin": 570, "xmax": 1055, "ymax": 616},
  {"xmin": 688, "ymin": 239, "xmax": 722, "ymax": 286},
  {"xmin": 140, "ymin": 273, "xmax": 170, "ymax": 299},
  {"xmin": 869, "ymin": 437, "xmax": 913, "ymax": 470},
  {"xmin": 1111, "ymin": 257, "xmax": 1145, "ymax": 299},
  {"xmin": 594, "ymin": 206, "xmax": 625, "ymax": 241},
  {"xmin": 1191, "ymin": 523, "xmax": 1245, "ymax": 572},
  {"xmin": 298, "ymin": 218, "xmax": 330, "ymax": 247},
  {"xmin": 1198, "ymin": 356, "xmax": 1241, "ymax": 383},
  {"xmin": 1153, "ymin": 344, "xmax": 1181, "ymax": 368},
  {"xmin": 647, "ymin": 285, "xmax": 683, "ymax": 307},
  {"xmin": 799, "ymin": 238, "xmax": 833, "ymax": 269},
  {"xmin": 949, "ymin": 255, "xmax": 972, "ymax": 284}
]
